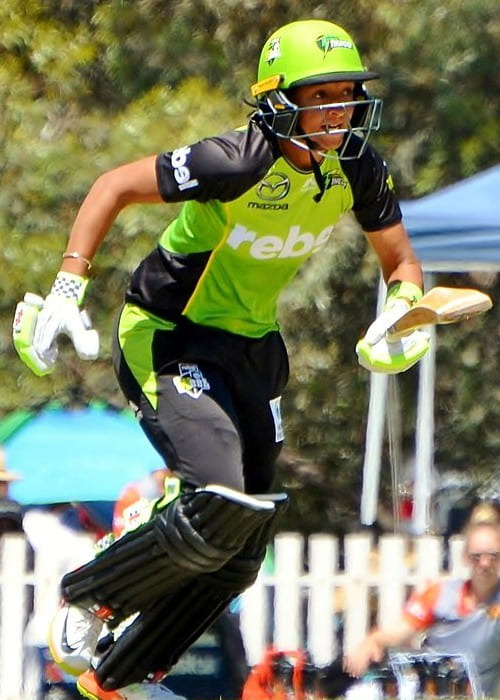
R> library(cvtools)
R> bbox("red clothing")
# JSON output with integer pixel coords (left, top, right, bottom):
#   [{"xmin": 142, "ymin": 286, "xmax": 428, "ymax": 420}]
[
  {"xmin": 403, "ymin": 580, "xmax": 475, "ymax": 629},
  {"xmin": 402, "ymin": 579, "xmax": 500, "ymax": 697},
  {"xmin": 112, "ymin": 472, "xmax": 166, "ymax": 537}
]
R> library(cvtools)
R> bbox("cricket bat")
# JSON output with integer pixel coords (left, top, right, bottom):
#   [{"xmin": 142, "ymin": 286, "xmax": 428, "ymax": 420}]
[{"xmin": 389, "ymin": 286, "xmax": 493, "ymax": 339}]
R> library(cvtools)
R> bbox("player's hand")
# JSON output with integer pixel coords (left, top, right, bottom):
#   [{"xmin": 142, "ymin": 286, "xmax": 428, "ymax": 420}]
[
  {"xmin": 356, "ymin": 329, "xmax": 430, "ymax": 374},
  {"xmin": 34, "ymin": 293, "xmax": 99, "ymax": 363},
  {"xmin": 343, "ymin": 639, "xmax": 385, "ymax": 678},
  {"xmin": 13, "ymin": 272, "xmax": 99, "ymax": 377}
]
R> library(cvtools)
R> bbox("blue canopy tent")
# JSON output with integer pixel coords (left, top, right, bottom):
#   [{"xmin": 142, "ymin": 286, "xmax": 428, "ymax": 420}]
[
  {"xmin": 361, "ymin": 165, "xmax": 500, "ymax": 533},
  {"xmin": 3, "ymin": 404, "xmax": 162, "ymax": 508},
  {"xmin": 402, "ymin": 165, "xmax": 500, "ymax": 271}
]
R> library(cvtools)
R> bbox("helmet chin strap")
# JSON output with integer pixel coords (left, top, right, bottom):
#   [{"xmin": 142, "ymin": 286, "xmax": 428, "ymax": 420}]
[
  {"xmin": 309, "ymin": 150, "xmax": 326, "ymax": 203},
  {"xmin": 294, "ymin": 127, "xmax": 327, "ymax": 203}
]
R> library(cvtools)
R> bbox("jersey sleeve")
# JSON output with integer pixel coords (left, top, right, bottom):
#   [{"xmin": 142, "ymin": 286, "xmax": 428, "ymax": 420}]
[
  {"xmin": 403, "ymin": 582, "xmax": 441, "ymax": 630},
  {"xmin": 342, "ymin": 142, "xmax": 402, "ymax": 231},
  {"xmin": 155, "ymin": 121, "xmax": 277, "ymax": 204}
]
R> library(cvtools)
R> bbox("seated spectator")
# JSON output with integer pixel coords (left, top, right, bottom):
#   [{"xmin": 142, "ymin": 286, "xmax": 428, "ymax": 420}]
[{"xmin": 343, "ymin": 508, "xmax": 500, "ymax": 698}]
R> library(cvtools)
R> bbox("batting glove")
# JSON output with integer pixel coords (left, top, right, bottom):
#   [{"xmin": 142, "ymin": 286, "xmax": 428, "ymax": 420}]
[
  {"xmin": 13, "ymin": 293, "xmax": 58, "ymax": 376},
  {"xmin": 363, "ymin": 299, "xmax": 411, "ymax": 346},
  {"xmin": 13, "ymin": 272, "xmax": 99, "ymax": 376},
  {"xmin": 356, "ymin": 329, "xmax": 430, "ymax": 374}
]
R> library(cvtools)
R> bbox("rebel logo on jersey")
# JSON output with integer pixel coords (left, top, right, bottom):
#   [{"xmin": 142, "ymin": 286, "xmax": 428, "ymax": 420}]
[
  {"xmin": 171, "ymin": 146, "xmax": 199, "ymax": 192},
  {"xmin": 226, "ymin": 223, "xmax": 334, "ymax": 260}
]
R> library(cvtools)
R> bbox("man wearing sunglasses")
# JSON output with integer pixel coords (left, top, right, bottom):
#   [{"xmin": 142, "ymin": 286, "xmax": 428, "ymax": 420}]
[{"xmin": 344, "ymin": 515, "xmax": 500, "ymax": 698}]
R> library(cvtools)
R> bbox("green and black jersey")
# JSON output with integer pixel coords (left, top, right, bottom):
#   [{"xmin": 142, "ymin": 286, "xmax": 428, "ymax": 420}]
[{"xmin": 126, "ymin": 118, "xmax": 401, "ymax": 338}]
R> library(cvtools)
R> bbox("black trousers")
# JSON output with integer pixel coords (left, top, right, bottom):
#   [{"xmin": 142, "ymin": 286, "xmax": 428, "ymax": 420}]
[{"xmin": 113, "ymin": 306, "xmax": 289, "ymax": 494}]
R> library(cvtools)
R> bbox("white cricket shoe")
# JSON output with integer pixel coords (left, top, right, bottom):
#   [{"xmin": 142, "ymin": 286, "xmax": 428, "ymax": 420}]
[
  {"xmin": 77, "ymin": 670, "xmax": 187, "ymax": 699},
  {"xmin": 48, "ymin": 601, "xmax": 104, "ymax": 675}
]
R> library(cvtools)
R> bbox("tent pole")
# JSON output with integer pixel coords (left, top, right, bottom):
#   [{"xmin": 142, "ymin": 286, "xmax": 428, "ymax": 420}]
[
  {"xmin": 360, "ymin": 275, "xmax": 387, "ymax": 526},
  {"xmin": 412, "ymin": 272, "xmax": 436, "ymax": 534},
  {"xmin": 360, "ymin": 372, "xmax": 388, "ymax": 525}
]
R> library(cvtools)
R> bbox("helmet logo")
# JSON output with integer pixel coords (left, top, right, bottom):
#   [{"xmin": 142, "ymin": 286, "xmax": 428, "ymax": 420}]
[
  {"xmin": 316, "ymin": 35, "xmax": 353, "ymax": 55},
  {"xmin": 257, "ymin": 172, "xmax": 290, "ymax": 201},
  {"xmin": 265, "ymin": 38, "xmax": 282, "ymax": 65}
]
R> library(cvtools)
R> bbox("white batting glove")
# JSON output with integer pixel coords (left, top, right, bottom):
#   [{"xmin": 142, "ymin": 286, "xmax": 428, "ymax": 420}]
[
  {"xmin": 14, "ymin": 274, "xmax": 99, "ymax": 376},
  {"xmin": 363, "ymin": 300, "xmax": 411, "ymax": 346},
  {"xmin": 33, "ymin": 272, "xmax": 99, "ymax": 366}
]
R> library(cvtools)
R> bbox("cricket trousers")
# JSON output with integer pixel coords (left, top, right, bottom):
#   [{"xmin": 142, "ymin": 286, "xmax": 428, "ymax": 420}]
[{"xmin": 113, "ymin": 303, "xmax": 290, "ymax": 494}]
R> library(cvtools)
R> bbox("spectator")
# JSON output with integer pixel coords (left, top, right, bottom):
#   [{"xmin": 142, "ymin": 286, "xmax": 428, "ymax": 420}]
[
  {"xmin": 0, "ymin": 451, "xmax": 22, "ymax": 500},
  {"xmin": 343, "ymin": 514, "xmax": 500, "ymax": 698}
]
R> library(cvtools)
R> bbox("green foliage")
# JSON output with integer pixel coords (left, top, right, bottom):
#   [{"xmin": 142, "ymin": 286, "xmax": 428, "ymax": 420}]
[{"xmin": 1, "ymin": 0, "xmax": 499, "ymax": 532}]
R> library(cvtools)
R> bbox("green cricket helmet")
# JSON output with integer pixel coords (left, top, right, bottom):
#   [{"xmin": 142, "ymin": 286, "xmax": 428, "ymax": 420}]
[{"xmin": 251, "ymin": 19, "xmax": 383, "ymax": 159}]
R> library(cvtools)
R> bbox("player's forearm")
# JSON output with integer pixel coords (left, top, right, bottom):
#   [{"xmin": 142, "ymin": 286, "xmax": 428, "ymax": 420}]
[
  {"xmin": 61, "ymin": 156, "xmax": 163, "ymax": 276},
  {"xmin": 60, "ymin": 182, "xmax": 124, "ymax": 275},
  {"xmin": 366, "ymin": 222, "xmax": 423, "ymax": 290},
  {"xmin": 344, "ymin": 620, "xmax": 416, "ymax": 677},
  {"xmin": 386, "ymin": 259, "xmax": 423, "ymax": 290},
  {"xmin": 367, "ymin": 624, "xmax": 413, "ymax": 649}
]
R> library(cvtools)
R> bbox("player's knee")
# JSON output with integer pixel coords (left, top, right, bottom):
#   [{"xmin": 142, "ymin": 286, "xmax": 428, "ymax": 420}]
[
  {"xmin": 61, "ymin": 485, "xmax": 282, "ymax": 622},
  {"xmin": 94, "ymin": 491, "xmax": 288, "ymax": 690}
]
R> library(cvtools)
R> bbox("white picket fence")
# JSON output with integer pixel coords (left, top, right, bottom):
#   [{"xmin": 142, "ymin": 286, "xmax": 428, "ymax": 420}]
[{"xmin": 0, "ymin": 531, "xmax": 467, "ymax": 699}]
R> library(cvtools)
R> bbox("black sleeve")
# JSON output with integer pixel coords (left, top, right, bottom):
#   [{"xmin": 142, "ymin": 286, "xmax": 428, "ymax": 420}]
[
  {"xmin": 155, "ymin": 120, "xmax": 277, "ymax": 204},
  {"xmin": 342, "ymin": 141, "xmax": 402, "ymax": 231}
]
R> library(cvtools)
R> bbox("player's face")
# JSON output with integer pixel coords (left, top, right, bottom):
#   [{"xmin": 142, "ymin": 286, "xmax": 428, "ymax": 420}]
[{"xmin": 291, "ymin": 81, "xmax": 356, "ymax": 151}]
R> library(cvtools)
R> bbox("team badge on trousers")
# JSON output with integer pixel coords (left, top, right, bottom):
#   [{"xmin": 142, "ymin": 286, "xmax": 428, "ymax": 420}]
[{"xmin": 172, "ymin": 363, "xmax": 210, "ymax": 399}]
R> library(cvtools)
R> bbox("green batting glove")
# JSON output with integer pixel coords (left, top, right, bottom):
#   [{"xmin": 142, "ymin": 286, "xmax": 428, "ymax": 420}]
[
  {"xmin": 13, "ymin": 272, "xmax": 99, "ymax": 377},
  {"xmin": 13, "ymin": 293, "xmax": 57, "ymax": 376},
  {"xmin": 356, "ymin": 329, "xmax": 430, "ymax": 374}
]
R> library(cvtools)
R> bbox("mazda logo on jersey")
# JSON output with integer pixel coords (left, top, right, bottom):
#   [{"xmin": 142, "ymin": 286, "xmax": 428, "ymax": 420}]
[{"xmin": 256, "ymin": 172, "xmax": 290, "ymax": 201}]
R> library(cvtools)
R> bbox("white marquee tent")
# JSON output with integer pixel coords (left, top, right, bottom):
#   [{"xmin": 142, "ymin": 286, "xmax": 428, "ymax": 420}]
[{"xmin": 361, "ymin": 165, "xmax": 500, "ymax": 533}]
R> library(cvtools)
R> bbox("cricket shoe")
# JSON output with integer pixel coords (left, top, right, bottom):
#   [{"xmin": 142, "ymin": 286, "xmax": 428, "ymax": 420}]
[
  {"xmin": 77, "ymin": 670, "xmax": 187, "ymax": 700},
  {"xmin": 48, "ymin": 601, "xmax": 104, "ymax": 675}
]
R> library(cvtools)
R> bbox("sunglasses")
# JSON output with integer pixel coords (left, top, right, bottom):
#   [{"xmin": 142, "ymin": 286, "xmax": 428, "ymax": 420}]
[{"xmin": 468, "ymin": 551, "xmax": 500, "ymax": 563}]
